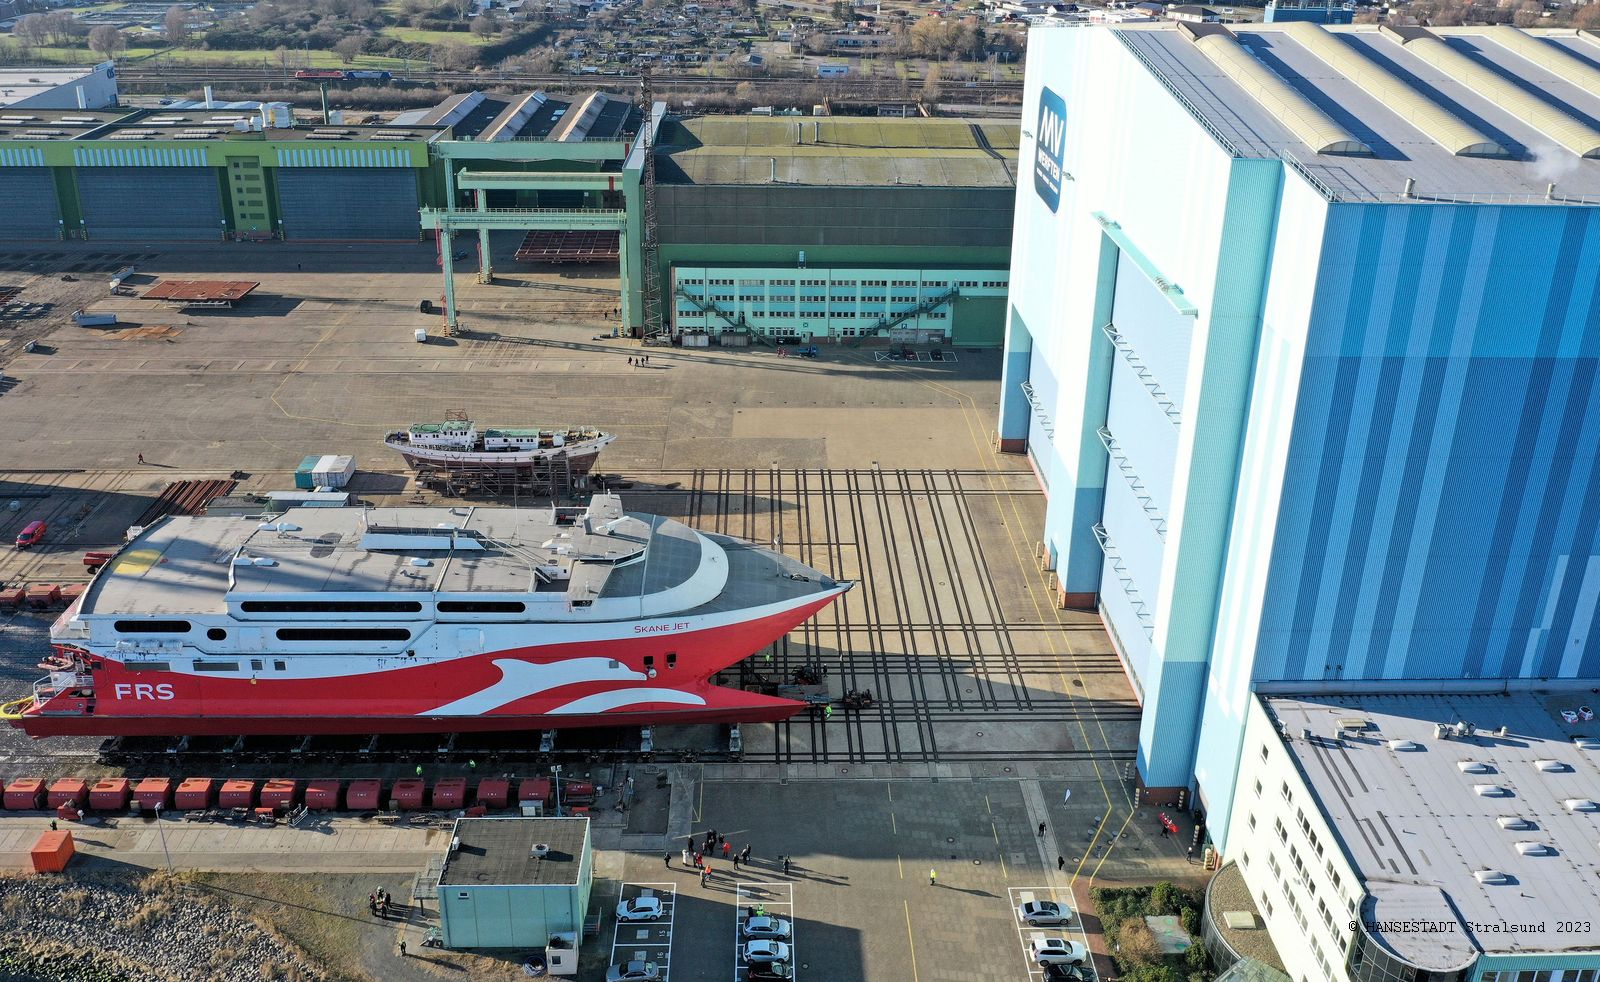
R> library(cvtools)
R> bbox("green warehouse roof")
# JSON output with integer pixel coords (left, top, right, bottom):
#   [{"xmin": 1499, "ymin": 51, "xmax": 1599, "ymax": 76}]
[{"xmin": 655, "ymin": 116, "xmax": 1018, "ymax": 188}]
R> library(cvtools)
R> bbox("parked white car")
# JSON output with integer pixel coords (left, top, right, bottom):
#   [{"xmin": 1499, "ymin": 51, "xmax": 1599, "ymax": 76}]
[
  {"xmin": 615, "ymin": 897, "xmax": 665, "ymax": 922},
  {"xmin": 1031, "ymin": 937, "xmax": 1089, "ymax": 966},
  {"xmin": 743, "ymin": 940, "xmax": 792, "ymax": 963}
]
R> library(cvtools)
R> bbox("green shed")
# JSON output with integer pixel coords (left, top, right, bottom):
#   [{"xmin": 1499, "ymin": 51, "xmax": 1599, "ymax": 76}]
[{"xmin": 437, "ymin": 817, "xmax": 593, "ymax": 949}]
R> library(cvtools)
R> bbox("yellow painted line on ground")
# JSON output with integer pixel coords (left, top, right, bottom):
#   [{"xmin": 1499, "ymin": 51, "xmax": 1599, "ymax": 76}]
[
  {"xmin": 873, "ymin": 361, "xmax": 1139, "ymax": 885},
  {"xmin": 890, "ymin": 812, "xmax": 898, "ymax": 835},
  {"xmin": 985, "ymin": 793, "xmax": 993, "ymax": 815},
  {"xmin": 897, "ymin": 854, "xmax": 904, "ymax": 879},
  {"xmin": 904, "ymin": 900, "xmax": 921, "ymax": 982}
]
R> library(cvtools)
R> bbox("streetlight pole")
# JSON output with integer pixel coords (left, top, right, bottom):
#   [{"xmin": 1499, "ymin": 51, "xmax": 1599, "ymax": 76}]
[{"xmin": 154, "ymin": 803, "xmax": 173, "ymax": 875}]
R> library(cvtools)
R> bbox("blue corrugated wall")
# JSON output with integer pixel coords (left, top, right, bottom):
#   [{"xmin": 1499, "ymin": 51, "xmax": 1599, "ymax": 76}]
[{"xmin": 1256, "ymin": 204, "xmax": 1600, "ymax": 682}]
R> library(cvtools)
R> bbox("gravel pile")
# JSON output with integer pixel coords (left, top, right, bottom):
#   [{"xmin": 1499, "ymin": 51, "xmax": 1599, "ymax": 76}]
[{"xmin": 0, "ymin": 872, "xmax": 325, "ymax": 982}]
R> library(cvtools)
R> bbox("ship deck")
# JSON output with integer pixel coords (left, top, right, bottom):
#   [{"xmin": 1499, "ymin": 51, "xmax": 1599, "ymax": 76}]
[{"xmin": 82, "ymin": 496, "xmax": 834, "ymax": 618}]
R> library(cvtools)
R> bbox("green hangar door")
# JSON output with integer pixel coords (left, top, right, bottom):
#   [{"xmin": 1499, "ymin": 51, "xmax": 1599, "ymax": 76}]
[
  {"xmin": 0, "ymin": 168, "xmax": 63, "ymax": 239},
  {"xmin": 277, "ymin": 168, "xmax": 418, "ymax": 239},
  {"xmin": 78, "ymin": 167, "xmax": 223, "ymax": 240}
]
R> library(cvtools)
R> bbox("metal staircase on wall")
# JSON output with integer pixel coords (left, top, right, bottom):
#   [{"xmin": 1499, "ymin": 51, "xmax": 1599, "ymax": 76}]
[
  {"xmin": 1091, "ymin": 523, "xmax": 1155, "ymax": 640},
  {"xmin": 1097, "ymin": 426, "xmax": 1167, "ymax": 540},
  {"xmin": 673, "ymin": 287, "xmax": 743, "ymax": 331},
  {"xmin": 639, "ymin": 70, "xmax": 667, "ymax": 343},
  {"xmin": 1101, "ymin": 322, "xmax": 1181, "ymax": 427},
  {"xmin": 873, "ymin": 286, "xmax": 961, "ymax": 332}
]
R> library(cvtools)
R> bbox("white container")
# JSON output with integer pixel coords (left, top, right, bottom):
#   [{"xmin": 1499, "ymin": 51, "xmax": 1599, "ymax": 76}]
[
  {"xmin": 310, "ymin": 454, "xmax": 356, "ymax": 488},
  {"xmin": 414, "ymin": 328, "xmax": 428, "ymax": 343}
]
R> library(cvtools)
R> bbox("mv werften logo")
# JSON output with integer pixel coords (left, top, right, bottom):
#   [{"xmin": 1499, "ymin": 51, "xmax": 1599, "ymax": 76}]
[{"xmin": 1034, "ymin": 87, "xmax": 1067, "ymax": 213}]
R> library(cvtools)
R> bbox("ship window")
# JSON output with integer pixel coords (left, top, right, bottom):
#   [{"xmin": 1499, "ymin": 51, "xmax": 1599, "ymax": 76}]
[
  {"xmin": 643, "ymin": 655, "xmax": 654, "ymax": 669},
  {"xmin": 437, "ymin": 601, "xmax": 526, "ymax": 614},
  {"xmin": 126, "ymin": 661, "xmax": 170, "ymax": 672},
  {"xmin": 241, "ymin": 600, "xmax": 423, "ymax": 613},
  {"xmin": 274, "ymin": 660, "xmax": 286, "ymax": 671},
  {"xmin": 667, "ymin": 652, "xmax": 677, "ymax": 669},
  {"xmin": 275, "ymin": 628, "xmax": 411, "ymax": 642},
  {"xmin": 115, "ymin": 619, "xmax": 192, "ymax": 634},
  {"xmin": 207, "ymin": 628, "xmax": 227, "ymax": 641},
  {"xmin": 194, "ymin": 660, "xmax": 239, "ymax": 672},
  {"xmin": 250, "ymin": 659, "xmax": 263, "ymax": 671}
]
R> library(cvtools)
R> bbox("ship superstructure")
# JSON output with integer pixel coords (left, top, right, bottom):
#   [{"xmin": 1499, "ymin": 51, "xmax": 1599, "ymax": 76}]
[
  {"xmin": 384, "ymin": 417, "xmax": 615, "ymax": 494},
  {"xmin": 5, "ymin": 495, "xmax": 850, "ymax": 737}
]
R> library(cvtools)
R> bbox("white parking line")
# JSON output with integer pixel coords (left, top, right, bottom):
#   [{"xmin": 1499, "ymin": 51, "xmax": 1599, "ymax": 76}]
[
  {"xmin": 1007, "ymin": 886, "xmax": 1097, "ymax": 982},
  {"xmin": 610, "ymin": 881, "xmax": 678, "ymax": 981},
  {"xmin": 734, "ymin": 882, "xmax": 795, "ymax": 981}
]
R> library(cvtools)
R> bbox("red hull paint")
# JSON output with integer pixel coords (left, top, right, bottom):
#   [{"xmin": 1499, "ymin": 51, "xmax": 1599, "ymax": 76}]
[{"xmin": 15, "ymin": 593, "xmax": 839, "ymax": 738}]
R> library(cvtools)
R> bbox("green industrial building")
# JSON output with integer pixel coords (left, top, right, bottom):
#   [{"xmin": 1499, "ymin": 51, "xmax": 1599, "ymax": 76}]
[
  {"xmin": 0, "ymin": 89, "xmax": 1016, "ymax": 344},
  {"xmin": 436, "ymin": 816, "xmax": 593, "ymax": 950}
]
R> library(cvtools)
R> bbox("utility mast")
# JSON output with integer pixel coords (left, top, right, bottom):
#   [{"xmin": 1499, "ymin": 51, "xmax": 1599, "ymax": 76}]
[{"xmin": 638, "ymin": 69, "xmax": 665, "ymax": 341}]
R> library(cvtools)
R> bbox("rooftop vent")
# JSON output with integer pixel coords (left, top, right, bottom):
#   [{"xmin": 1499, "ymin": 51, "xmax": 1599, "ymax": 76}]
[
  {"xmin": 531, "ymin": 842, "xmax": 551, "ymax": 858},
  {"xmin": 1337, "ymin": 717, "xmax": 1370, "ymax": 732},
  {"xmin": 1221, "ymin": 911, "xmax": 1259, "ymax": 930},
  {"xmin": 1565, "ymin": 799, "xmax": 1599, "ymax": 813},
  {"xmin": 1497, "ymin": 816, "xmax": 1536, "ymax": 831},
  {"xmin": 1475, "ymin": 869, "xmax": 1510, "ymax": 884},
  {"xmin": 1387, "ymin": 739, "xmax": 1422, "ymax": 751},
  {"xmin": 1515, "ymin": 841, "xmax": 1554, "ymax": 856},
  {"xmin": 1575, "ymin": 736, "xmax": 1600, "ymax": 751},
  {"xmin": 1475, "ymin": 784, "xmax": 1513, "ymax": 797},
  {"xmin": 1459, "ymin": 761, "xmax": 1493, "ymax": 774},
  {"xmin": 1534, "ymin": 759, "xmax": 1571, "ymax": 773}
]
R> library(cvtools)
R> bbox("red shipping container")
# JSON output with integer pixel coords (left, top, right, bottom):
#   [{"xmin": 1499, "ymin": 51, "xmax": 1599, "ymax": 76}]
[
  {"xmin": 305, "ymin": 779, "xmax": 341, "ymax": 810},
  {"xmin": 175, "ymin": 778, "xmax": 214, "ymax": 810},
  {"xmin": 56, "ymin": 803, "xmax": 79, "ymax": 821},
  {"xmin": 31, "ymin": 831, "xmax": 74, "ymax": 873},
  {"xmin": 4, "ymin": 778, "xmax": 45, "ymax": 810},
  {"xmin": 258, "ymin": 778, "xmax": 300, "ymax": 810},
  {"xmin": 563, "ymin": 781, "xmax": 596, "ymax": 803},
  {"xmin": 475, "ymin": 778, "xmax": 510, "ymax": 808},
  {"xmin": 59, "ymin": 584, "xmax": 87, "ymax": 604},
  {"xmin": 133, "ymin": 778, "xmax": 172, "ymax": 811},
  {"xmin": 0, "ymin": 587, "xmax": 24, "ymax": 608},
  {"xmin": 389, "ymin": 778, "xmax": 425, "ymax": 810},
  {"xmin": 345, "ymin": 779, "xmax": 382, "ymax": 811},
  {"xmin": 218, "ymin": 779, "xmax": 256, "ymax": 808},
  {"xmin": 47, "ymin": 778, "xmax": 87, "ymax": 810},
  {"xmin": 517, "ymin": 778, "xmax": 552, "ymax": 806},
  {"xmin": 88, "ymin": 777, "xmax": 130, "ymax": 811},
  {"xmin": 431, "ymin": 778, "xmax": 467, "ymax": 810},
  {"xmin": 25, "ymin": 585, "xmax": 61, "ymax": 609}
]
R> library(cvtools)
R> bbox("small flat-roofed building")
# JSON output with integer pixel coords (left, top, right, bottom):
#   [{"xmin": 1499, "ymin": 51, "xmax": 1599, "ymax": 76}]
[
  {"xmin": 437, "ymin": 817, "xmax": 593, "ymax": 948},
  {"xmin": 1225, "ymin": 689, "xmax": 1600, "ymax": 981},
  {"xmin": 0, "ymin": 63, "xmax": 118, "ymax": 111}
]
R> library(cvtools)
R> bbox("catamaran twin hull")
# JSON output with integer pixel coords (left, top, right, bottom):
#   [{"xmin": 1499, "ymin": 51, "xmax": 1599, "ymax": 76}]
[{"xmin": 8, "ymin": 496, "xmax": 851, "ymax": 738}]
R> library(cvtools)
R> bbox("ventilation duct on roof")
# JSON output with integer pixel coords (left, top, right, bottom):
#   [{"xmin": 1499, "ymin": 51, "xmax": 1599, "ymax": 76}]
[
  {"xmin": 1474, "ymin": 869, "xmax": 1510, "ymax": 884},
  {"xmin": 1566, "ymin": 798, "xmax": 1599, "ymax": 812},
  {"xmin": 1482, "ymin": 25, "xmax": 1600, "ymax": 95},
  {"xmin": 1277, "ymin": 21, "xmax": 1507, "ymax": 157},
  {"xmin": 1497, "ymin": 816, "xmax": 1535, "ymax": 830},
  {"xmin": 1458, "ymin": 761, "xmax": 1493, "ymax": 774},
  {"xmin": 1184, "ymin": 24, "xmax": 1371, "ymax": 155},
  {"xmin": 1534, "ymin": 759, "xmax": 1571, "ymax": 773},
  {"xmin": 1387, "ymin": 739, "xmax": 1422, "ymax": 751},
  {"xmin": 1474, "ymin": 784, "xmax": 1512, "ymax": 797},
  {"xmin": 1515, "ymin": 841, "xmax": 1554, "ymax": 855},
  {"xmin": 1382, "ymin": 23, "xmax": 1600, "ymax": 159}
]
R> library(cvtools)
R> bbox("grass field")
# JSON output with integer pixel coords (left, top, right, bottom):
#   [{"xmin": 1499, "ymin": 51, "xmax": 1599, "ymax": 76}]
[{"xmin": 381, "ymin": 25, "xmax": 495, "ymax": 46}]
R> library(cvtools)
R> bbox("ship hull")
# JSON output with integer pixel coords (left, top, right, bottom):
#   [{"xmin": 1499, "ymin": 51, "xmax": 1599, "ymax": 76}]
[
  {"xmin": 393, "ymin": 448, "xmax": 603, "ymax": 477},
  {"xmin": 15, "ymin": 590, "xmax": 841, "ymax": 738}
]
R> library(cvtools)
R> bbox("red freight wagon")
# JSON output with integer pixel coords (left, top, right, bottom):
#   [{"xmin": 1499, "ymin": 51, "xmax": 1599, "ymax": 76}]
[
  {"xmin": 475, "ymin": 778, "xmax": 510, "ymax": 808},
  {"xmin": 133, "ymin": 778, "xmax": 172, "ymax": 811},
  {"xmin": 25, "ymin": 585, "xmax": 60, "ymax": 608},
  {"xmin": 175, "ymin": 778, "xmax": 214, "ymax": 810},
  {"xmin": 218, "ymin": 779, "xmax": 256, "ymax": 808},
  {"xmin": 58, "ymin": 583, "xmax": 87, "ymax": 605},
  {"xmin": 305, "ymin": 780, "xmax": 341, "ymax": 810},
  {"xmin": 47, "ymin": 778, "xmax": 87, "ymax": 809},
  {"xmin": 563, "ymin": 781, "xmax": 596, "ymax": 804},
  {"xmin": 258, "ymin": 778, "xmax": 300, "ymax": 810},
  {"xmin": 517, "ymin": 778, "xmax": 552, "ymax": 807},
  {"xmin": 389, "ymin": 779, "xmax": 424, "ymax": 810},
  {"xmin": 431, "ymin": 778, "xmax": 466, "ymax": 810},
  {"xmin": 0, "ymin": 587, "xmax": 23, "ymax": 608},
  {"xmin": 345, "ymin": 780, "xmax": 381, "ymax": 810},
  {"xmin": 88, "ymin": 778, "xmax": 130, "ymax": 810},
  {"xmin": 5, "ymin": 778, "xmax": 45, "ymax": 810}
]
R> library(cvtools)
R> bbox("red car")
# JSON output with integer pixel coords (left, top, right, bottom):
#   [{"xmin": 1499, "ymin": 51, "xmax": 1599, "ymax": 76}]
[{"xmin": 15, "ymin": 520, "xmax": 46, "ymax": 549}]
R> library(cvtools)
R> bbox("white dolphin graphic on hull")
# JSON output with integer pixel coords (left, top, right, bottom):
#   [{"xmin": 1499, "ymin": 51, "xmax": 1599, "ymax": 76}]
[{"xmin": 423, "ymin": 657, "xmax": 665, "ymax": 716}]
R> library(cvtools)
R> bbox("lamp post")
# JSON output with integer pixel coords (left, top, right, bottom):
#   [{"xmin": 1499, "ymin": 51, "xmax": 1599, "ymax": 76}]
[{"xmin": 154, "ymin": 803, "xmax": 173, "ymax": 874}]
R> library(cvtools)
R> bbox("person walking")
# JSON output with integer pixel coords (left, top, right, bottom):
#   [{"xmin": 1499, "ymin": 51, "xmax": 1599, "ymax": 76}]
[
  {"xmin": 1038, "ymin": 822, "xmax": 1047, "ymax": 836},
  {"xmin": 399, "ymin": 939, "xmax": 407, "ymax": 957},
  {"xmin": 415, "ymin": 765, "xmax": 423, "ymax": 777},
  {"xmin": 682, "ymin": 846, "xmax": 691, "ymax": 867},
  {"xmin": 700, "ymin": 866, "xmax": 711, "ymax": 888},
  {"xmin": 740, "ymin": 845, "xmax": 751, "ymax": 864},
  {"xmin": 1057, "ymin": 855, "xmax": 1066, "ymax": 871},
  {"xmin": 782, "ymin": 856, "xmax": 791, "ymax": 874},
  {"xmin": 722, "ymin": 840, "xmax": 732, "ymax": 859},
  {"xmin": 929, "ymin": 868, "xmax": 937, "ymax": 886},
  {"xmin": 137, "ymin": 453, "xmax": 144, "ymax": 464},
  {"xmin": 694, "ymin": 850, "xmax": 702, "ymax": 867},
  {"xmin": 733, "ymin": 853, "xmax": 741, "ymax": 869},
  {"xmin": 664, "ymin": 851, "xmax": 672, "ymax": 868}
]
